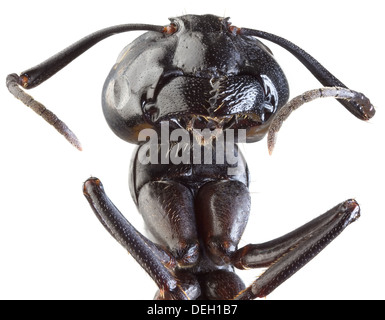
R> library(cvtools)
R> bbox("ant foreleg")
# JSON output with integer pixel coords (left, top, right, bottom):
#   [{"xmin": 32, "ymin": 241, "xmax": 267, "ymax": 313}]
[
  {"xmin": 232, "ymin": 199, "xmax": 360, "ymax": 299},
  {"xmin": 195, "ymin": 180, "xmax": 251, "ymax": 266},
  {"xmin": 83, "ymin": 177, "xmax": 199, "ymax": 300}
]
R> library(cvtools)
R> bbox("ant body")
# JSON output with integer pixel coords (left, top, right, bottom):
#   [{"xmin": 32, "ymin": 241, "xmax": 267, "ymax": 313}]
[{"xmin": 7, "ymin": 14, "xmax": 375, "ymax": 299}]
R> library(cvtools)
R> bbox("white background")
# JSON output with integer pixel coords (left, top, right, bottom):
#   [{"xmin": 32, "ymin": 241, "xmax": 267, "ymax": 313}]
[{"xmin": 1, "ymin": 0, "xmax": 384, "ymax": 300}]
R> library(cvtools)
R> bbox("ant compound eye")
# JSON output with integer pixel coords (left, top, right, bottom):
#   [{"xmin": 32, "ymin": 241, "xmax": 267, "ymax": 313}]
[{"xmin": 163, "ymin": 23, "xmax": 178, "ymax": 35}]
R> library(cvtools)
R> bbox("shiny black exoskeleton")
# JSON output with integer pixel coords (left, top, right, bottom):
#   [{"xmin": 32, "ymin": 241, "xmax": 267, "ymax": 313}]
[
  {"xmin": 7, "ymin": 14, "xmax": 375, "ymax": 299},
  {"xmin": 103, "ymin": 14, "xmax": 289, "ymax": 144}
]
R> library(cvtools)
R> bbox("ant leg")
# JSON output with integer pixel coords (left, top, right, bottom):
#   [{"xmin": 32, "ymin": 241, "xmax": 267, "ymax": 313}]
[
  {"xmin": 137, "ymin": 181, "xmax": 200, "ymax": 268},
  {"xmin": 195, "ymin": 180, "xmax": 251, "ymax": 266},
  {"xmin": 83, "ymin": 177, "xmax": 199, "ymax": 300},
  {"xmin": 232, "ymin": 199, "xmax": 360, "ymax": 299}
]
